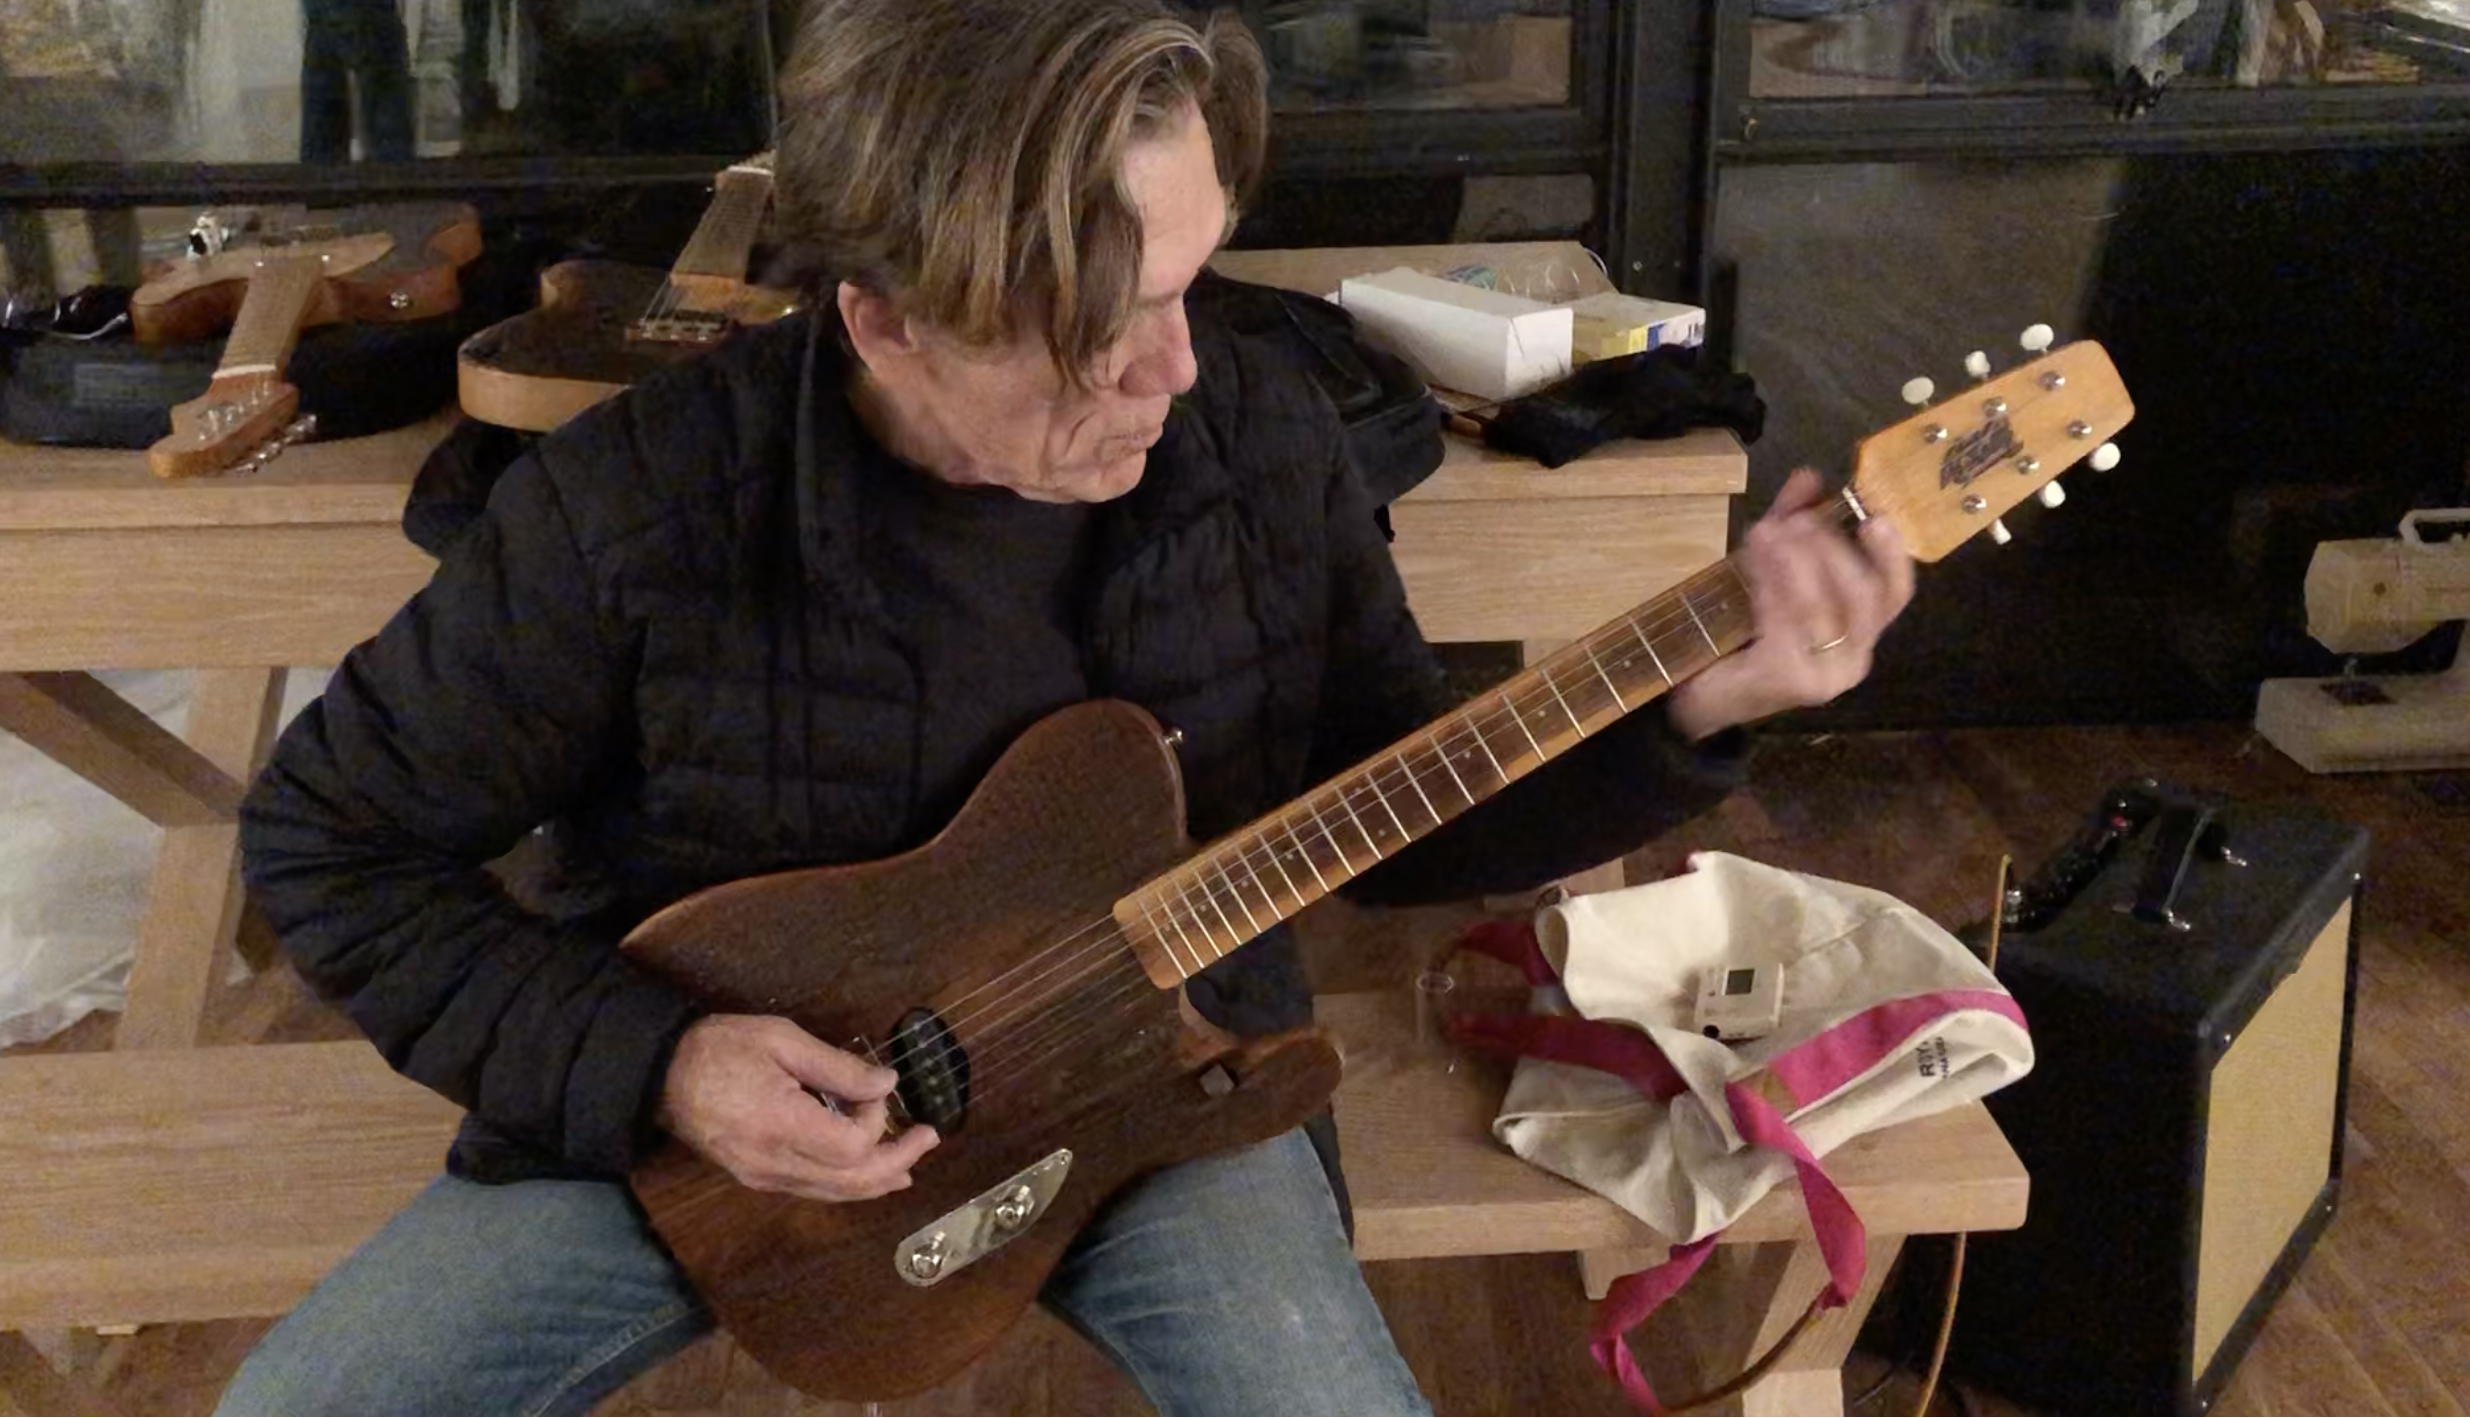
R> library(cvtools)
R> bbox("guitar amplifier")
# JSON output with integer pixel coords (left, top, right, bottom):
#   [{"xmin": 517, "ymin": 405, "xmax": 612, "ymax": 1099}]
[{"xmin": 1944, "ymin": 782, "xmax": 2368, "ymax": 1414}]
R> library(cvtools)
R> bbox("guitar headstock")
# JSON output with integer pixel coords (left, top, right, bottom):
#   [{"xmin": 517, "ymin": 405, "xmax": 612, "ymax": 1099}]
[
  {"xmin": 148, "ymin": 377, "xmax": 313, "ymax": 480},
  {"xmin": 1849, "ymin": 330, "xmax": 2134, "ymax": 562}
]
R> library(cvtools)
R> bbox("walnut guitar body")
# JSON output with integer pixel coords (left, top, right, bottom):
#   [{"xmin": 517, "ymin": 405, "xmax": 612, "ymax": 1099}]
[
  {"xmin": 454, "ymin": 260, "xmax": 801, "ymax": 432},
  {"xmin": 624, "ymin": 700, "xmax": 1342, "ymax": 1401}
]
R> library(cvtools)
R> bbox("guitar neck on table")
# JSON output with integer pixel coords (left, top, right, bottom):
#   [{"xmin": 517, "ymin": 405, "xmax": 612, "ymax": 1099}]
[{"xmin": 145, "ymin": 237, "xmax": 391, "ymax": 480}]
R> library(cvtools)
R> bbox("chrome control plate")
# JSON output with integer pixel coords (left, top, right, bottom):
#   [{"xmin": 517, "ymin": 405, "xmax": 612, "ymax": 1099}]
[{"xmin": 894, "ymin": 1148, "xmax": 1073, "ymax": 1287}]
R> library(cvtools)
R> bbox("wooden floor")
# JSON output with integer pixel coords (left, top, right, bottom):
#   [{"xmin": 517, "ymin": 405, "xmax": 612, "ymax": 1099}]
[{"xmin": 4, "ymin": 724, "xmax": 2465, "ymax": 1416}]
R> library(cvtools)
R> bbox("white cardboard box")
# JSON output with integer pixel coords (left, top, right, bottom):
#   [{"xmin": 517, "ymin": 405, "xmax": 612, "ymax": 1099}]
[
  {"xmin": 1565, "ymin": 291, "xmax": 1706, "ymax": 360},
  {"xmin": 1338, "ymin": 267, "xmax": 1573, "ymax": 402}
]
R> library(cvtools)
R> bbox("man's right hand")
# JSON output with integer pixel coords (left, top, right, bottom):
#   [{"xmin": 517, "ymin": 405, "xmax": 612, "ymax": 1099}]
[{"xmin": 657, "ymin": 1014, "xmax": 939, "ymax": 1201}]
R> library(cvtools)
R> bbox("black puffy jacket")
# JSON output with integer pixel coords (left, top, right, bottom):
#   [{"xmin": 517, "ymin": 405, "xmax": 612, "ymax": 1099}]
[{"xmin": 239, "ymin": 306, "xmax": 1744, "ymax": 1181}]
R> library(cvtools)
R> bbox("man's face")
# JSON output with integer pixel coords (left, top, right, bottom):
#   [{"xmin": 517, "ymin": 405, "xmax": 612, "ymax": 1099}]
[{"xmin": 894, "ymin": 105, "xmax": 1225, "ymax": 504}]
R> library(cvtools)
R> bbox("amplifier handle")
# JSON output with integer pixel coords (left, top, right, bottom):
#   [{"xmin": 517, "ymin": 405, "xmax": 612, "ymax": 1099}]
[{"xmin": 2130, "ymin": 802, "xmax": 2221, "ymax": 931}]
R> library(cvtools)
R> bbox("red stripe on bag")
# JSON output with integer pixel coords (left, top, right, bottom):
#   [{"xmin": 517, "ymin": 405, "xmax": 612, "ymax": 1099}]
[
  {"xmin": 1591, "ymin": 1236, "xmax": 1719, "ymax": 1412},
  {"xmin": 1455, "ymin": 915, "xmax": 1562, "ymax": 985}
]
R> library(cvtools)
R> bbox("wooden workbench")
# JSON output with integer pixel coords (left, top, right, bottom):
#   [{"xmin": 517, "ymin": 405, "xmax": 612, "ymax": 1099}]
[{"xmin": 1210, "ymin": 241, "xmax": 1744, "ymax": 646}]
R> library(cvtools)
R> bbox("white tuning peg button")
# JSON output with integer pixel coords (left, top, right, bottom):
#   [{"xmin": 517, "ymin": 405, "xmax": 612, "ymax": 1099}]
[
  {"xmin": 1989, "ymin": 517, "xmax": 2013, "ymax": 545},
  {"xmin": 2037, "ymin": 480, "xmax": 2066, "ymax": 508},
  {"xmin": 2089, "ymin": 442, "xmax": 2122, "ymax": 472},
  {"xmin": 1900, "ymin": 376, "xmax": 1937, "ymax": 406},
  {"xmin": 2019, "ymin": 323, "xmax": 2055, "ymax": 353},
  {"xmin": 1964, "ymin": 350, "xmax": 1992, "ymax": 380}
]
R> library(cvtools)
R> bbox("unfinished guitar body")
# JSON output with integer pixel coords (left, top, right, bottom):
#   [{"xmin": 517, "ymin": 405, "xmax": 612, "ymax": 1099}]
[
  {"xmin": 454, "ymin": 259, "xmax": 799, "ymax": 432},
  {"xmin": 128, "ymin": 202, "xmax": 482, "ymax": 346},
  {"xmin": 624, "ymin": 701, "xmax": 1342, "ymax": 1401}
]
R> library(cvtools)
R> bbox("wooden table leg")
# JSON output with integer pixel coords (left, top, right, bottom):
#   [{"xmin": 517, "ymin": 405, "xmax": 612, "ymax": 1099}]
[
  {"xmin": 0, "ymin": 672, "xmax": 242, "ymax": 826},
  {"xmin": 1585, "ymin": 1232, "xmax": 1906, "ymax": 1418},
  {"xmin": 117, "ymin": 668, "xmax": 286, "ymax": 1051}
]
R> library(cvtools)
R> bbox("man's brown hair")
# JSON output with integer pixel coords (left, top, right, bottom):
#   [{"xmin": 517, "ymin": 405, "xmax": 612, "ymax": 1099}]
[{"xmin": 776, "ymin": 0, "xmax": 1265, "ymax": 379}]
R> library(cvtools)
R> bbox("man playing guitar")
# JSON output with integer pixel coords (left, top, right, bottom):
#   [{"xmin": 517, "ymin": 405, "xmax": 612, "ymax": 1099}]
[{"xmin": 224, "ymin": 1, "xmax": 1911, "ymax": 1410}]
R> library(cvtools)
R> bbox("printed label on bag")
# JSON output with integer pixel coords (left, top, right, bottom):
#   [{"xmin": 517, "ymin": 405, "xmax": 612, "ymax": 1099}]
[{"xmin": 1915, "ymin": 1036, "xmax": 1949, "ymax": 1079}]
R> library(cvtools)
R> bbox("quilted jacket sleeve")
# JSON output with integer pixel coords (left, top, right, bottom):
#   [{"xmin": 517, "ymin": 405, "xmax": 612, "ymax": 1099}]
[
  {"xmin": 239, "ymin": 450, "xmax": 702, "ymax": 1176},
  {"xmin": 1310, "ymin": 443, "xmax": 1748, "ymax": 907}
]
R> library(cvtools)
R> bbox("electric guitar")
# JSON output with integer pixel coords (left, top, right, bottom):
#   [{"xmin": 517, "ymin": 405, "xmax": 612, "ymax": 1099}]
[
  {"xmin": 622, "ymin": 335, "xmax": 2136, "ymax": 1400},
  {"xmin": 455, "ymin": 153, "xmax": 800, "ymax": 432},
  {"xmin": 134, "ymin": 203, "xmax": 483, "ymax": 479}
]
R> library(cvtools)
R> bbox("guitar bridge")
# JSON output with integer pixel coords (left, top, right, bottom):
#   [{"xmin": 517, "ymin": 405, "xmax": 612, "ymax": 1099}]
[
  {"xmin": 628, "ymin": 313, "xmax": 731, "ymax": 345},
  {"xmin": 896, "ymin": 1149, "xmax": 1073, "ymax": 1287}
]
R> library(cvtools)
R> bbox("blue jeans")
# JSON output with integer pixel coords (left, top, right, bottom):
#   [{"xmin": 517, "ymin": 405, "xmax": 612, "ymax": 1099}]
[{"xmin": 217, "ymin": 1128, "xmax": 1428, "ymax": 1416}]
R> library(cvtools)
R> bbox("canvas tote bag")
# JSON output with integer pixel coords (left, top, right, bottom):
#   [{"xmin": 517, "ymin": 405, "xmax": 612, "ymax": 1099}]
[{"xmin": 1449, "ymin": 852, "xmax": 2034, "ymax": 1410}]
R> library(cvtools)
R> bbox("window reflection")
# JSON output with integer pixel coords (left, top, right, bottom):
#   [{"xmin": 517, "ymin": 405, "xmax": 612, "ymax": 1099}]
[
  {"xmin": 0, "ymin": 0, "xmax": 774, "ymax": 165},
  {"xmin": 1245, "ymin": 1, "xmax": 1575, "ymax": 111},
  {"xmin": 1748, "ymin": 0, "xmax": 2462, "ymax": 99}
]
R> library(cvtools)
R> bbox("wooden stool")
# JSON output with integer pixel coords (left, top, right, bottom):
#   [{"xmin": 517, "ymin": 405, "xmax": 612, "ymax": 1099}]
[{"xmin": 1324, "ymin": 988, "xmax": 2030, "ymax": 1417}]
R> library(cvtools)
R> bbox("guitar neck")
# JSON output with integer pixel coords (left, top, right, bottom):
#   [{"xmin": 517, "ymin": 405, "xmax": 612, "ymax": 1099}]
[
  {"xmin": 1120, "ymin": 559, "xmax": 1755, "ymax": 987},
  {"xmin": 668, "ymin": 164, "xmax": 774, "ymax": 290},
  {"xmin": 216, "ymin": 254, "xmax": 327, "ymax": 378}
]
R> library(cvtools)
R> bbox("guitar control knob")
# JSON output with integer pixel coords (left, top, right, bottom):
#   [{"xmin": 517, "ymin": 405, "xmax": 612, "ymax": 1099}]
[
  {"xmin": 992, "ymin": 1185, "xmax": 1037, "ymax": 1232},
  {"xmin": 2090, "ymin": 442, "xmax": 2122, "ymax": 472},
  {"xmin": 2038, "ymin": 480, "xmax": 2066, "ymax": 508}
]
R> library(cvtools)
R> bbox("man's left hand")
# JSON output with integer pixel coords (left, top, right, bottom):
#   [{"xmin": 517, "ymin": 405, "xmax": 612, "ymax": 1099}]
[{"xmin": 1667, "ymin": 468, "xmax": 1915, "ymax": 741}]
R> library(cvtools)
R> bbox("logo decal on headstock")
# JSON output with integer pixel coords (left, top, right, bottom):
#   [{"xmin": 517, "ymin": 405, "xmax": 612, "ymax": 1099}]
[{"xmin": 1939, "ymin": 414, "xmax": 2022, "ymax": 490}]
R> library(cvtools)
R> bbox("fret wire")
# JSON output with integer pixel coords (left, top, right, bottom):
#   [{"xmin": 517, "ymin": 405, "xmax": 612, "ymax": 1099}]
[
  {"xmin": 1500, "ymin": 691, "xmax": 1545, "ymax": 760},
  {"xmin": 1190, "ymin": 871, "xmax": 1243, "ymax": 951},
  {"xmin": 1174, "ymin": 877, "xmax": 1230, "ymax": 959},
  {"xmin": 1581, "ymin": 640, "xmax": 1628, "ymax": 710},
  {"xmin": 1213, "ymin": 860, "xmax": 1263, "ymax": 935},
  {"xmin": 1541, "ymin": 666, "xmax": 1586, "ymax": 736},
  {"xmin": 1679, "ymin": 585, "xmax": 1721, "ymax": 656},
  {"xmin": 1428, "ymin": 728, "xmax": 1473, "ymax": 806},
  {"xmin": 1285, "ymin": 817, "xmax": 1335, "ymax": 892},
  {"xmin": 1138, "ymin": 893, "xmax": 1197, "ymax": 978},
  {"xmin": 1230, "ymin": 844, "xmax": 1284, "ymax": 923},
  {"xmin": 1365, "ymin": 771, "xmax": 1409, "ymax": 841},
  {"xmin": 1257, "ymin": 827, "xmax": 1306, "ymax": 907},
  {"xmin": 1626, "ymin": 610, "xmax": 1674, "ymax": 686},
  {"xmin": 1334, "ymin": 787, "xmax": 1385, "ymax": 861},
  {"xmin": 1465, "ymin": 712, "xmax": 1508, "ymax": 780},
  {"xmin": 1393, "ymin": 750, "xmax": 1440, "ymax": 826},
  {"xmin": 1303, "ymin": 798, "xmax": 1358, "ymax": 875},
  {"xmin": 1232, "ymin": 848, "xmax": 1281, "ymax": 922}
]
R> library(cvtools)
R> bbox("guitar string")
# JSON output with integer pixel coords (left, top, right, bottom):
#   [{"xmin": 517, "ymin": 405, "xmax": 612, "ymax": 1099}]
[
  {"xmin": 821, "ymin": 487, "xmax": 1923, "ymax": 1102},
  {"xmin": 638, "ymin": 185, "xmax": 767, "ymax": 326},
  {"xmin": 832, "ymin": 553, "xmax": 1785, "ymax": 1095},
  {"xmin": 866, "ymin": 500, "xmax": 1911, "ymax": 1109},
  {"xmin": 832, "ymin": 549, "xmax": 1764, "ymax": 1059},
  {"xmin": 850, "ymin": 535, "xmax": 1800, "ymax": 1079},
  {"xmin": 727, "ymin": 452, "xmax": 1983, "ymax": 1116},
  {"xmin": 855, "ymin": 480, "xmax": 1984, "ymax": 1106}
]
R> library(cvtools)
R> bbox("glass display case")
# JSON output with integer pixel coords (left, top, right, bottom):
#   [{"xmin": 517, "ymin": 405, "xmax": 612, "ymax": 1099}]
[
  {"xmin": 1745, "ymin": 0, "xmax": 2463, "ymax": 100},
  {"xmin": 1, "ymin": 0, "xmax": 778, "ymax": 171}
]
